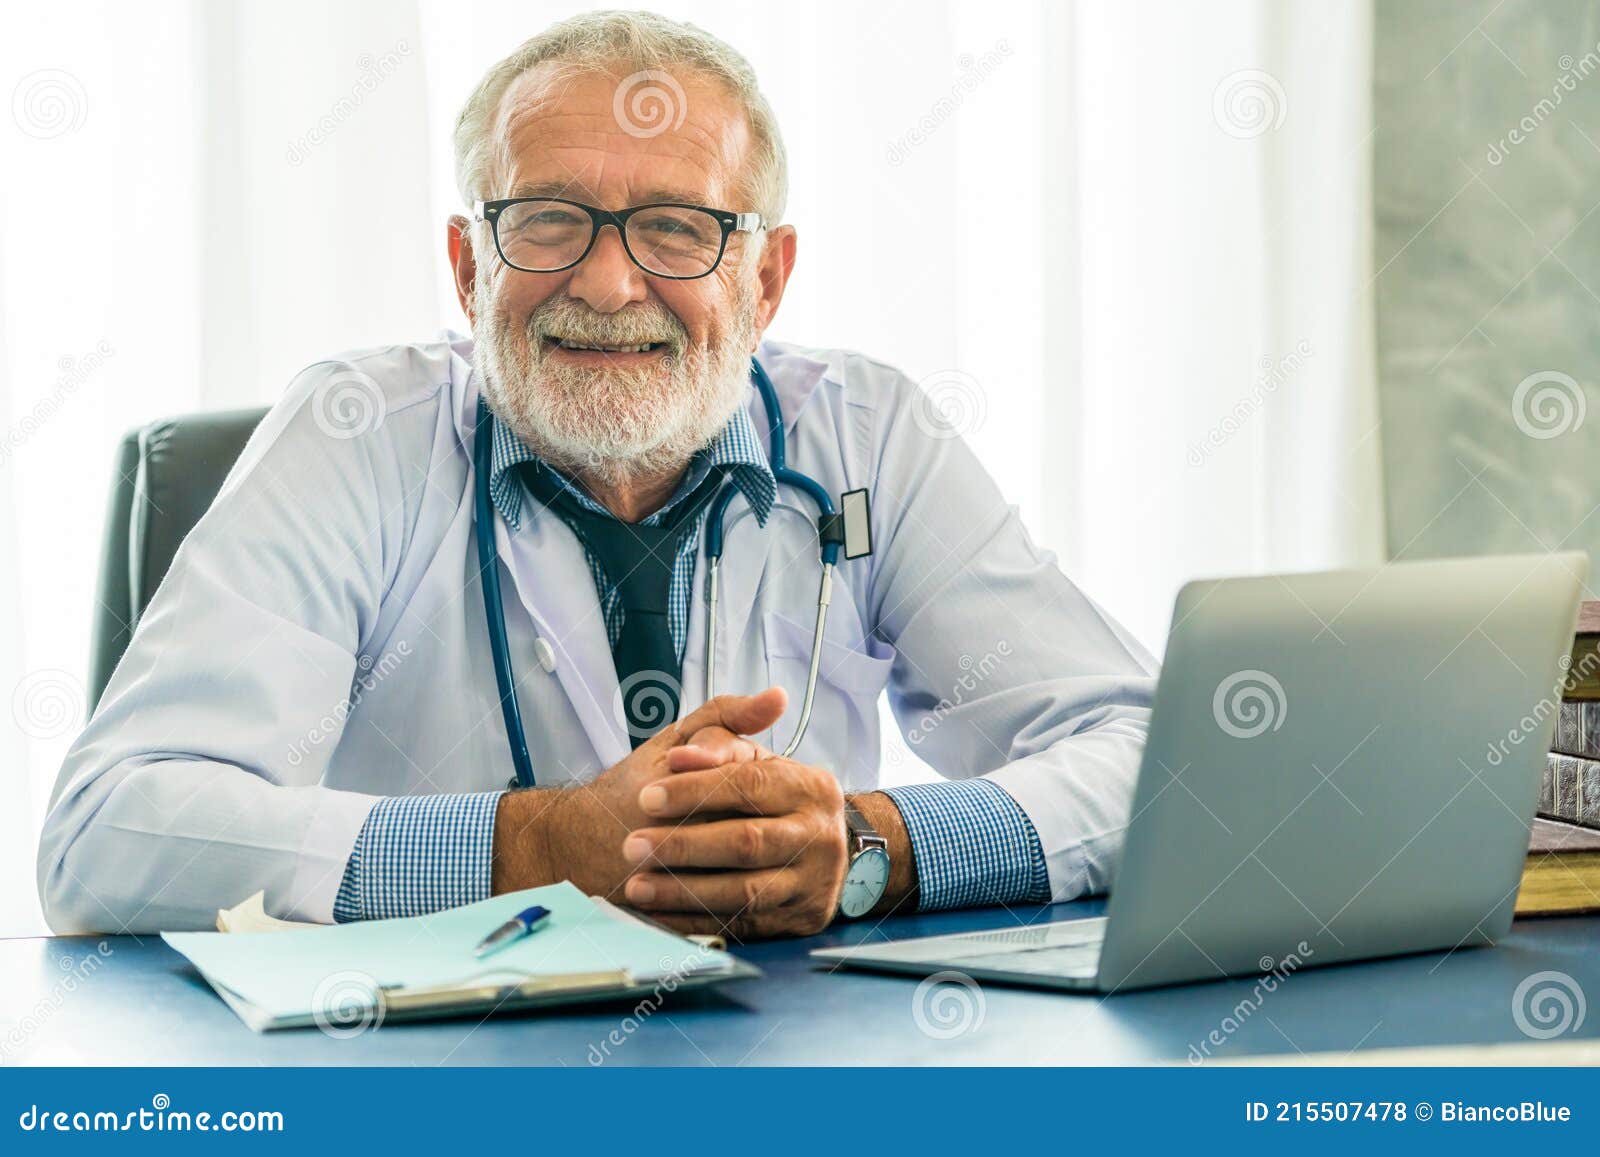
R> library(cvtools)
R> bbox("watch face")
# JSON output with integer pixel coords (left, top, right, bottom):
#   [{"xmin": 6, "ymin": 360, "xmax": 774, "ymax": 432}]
[{"xmin": 838, "ymin": 847, "xmax": 891, "ymax": 918}]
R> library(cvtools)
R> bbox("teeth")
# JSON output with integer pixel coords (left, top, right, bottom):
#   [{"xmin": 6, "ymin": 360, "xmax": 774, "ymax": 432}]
[{"xmin": 555, "ymin": 339, "xmax": 659, "ymax": 353}]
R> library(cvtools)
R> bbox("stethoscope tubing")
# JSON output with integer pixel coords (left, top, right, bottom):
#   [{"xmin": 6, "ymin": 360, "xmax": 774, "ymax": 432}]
[{"xmin": 474, "ymin": 408, "xmax": 539, "ymax": 790}]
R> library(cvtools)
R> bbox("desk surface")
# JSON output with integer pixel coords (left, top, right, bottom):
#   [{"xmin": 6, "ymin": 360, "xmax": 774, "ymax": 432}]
[{"xmin": 5, "ymin": 902, "xmax": 1599, "ymax": 1066}]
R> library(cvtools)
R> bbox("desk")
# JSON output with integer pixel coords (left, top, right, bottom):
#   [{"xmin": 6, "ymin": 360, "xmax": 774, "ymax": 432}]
[{"xmin": 5, "ymin": 902, "xmax": 1599, "ymax": 1065}]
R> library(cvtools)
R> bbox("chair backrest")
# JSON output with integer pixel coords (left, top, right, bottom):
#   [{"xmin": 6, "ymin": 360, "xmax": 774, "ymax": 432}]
[{"xmin": 90, "ymin": 407, "xmax": 269, "ymax": 710}]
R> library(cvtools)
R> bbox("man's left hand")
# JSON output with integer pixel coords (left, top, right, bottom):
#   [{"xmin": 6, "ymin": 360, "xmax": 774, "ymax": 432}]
[{"xmin": 621, "ymin": 725, "xmax": 848, "ymax": 940}]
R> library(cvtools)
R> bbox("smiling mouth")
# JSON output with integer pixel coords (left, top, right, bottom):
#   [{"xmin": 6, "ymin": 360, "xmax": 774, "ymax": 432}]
[{"xmin": 542, "ymin": 337, "xmax": 671, "ymax": 354}]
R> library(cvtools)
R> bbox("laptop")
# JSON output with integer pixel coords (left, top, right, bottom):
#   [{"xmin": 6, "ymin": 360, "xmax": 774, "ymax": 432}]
[{"xmin": 813, "ymin": 552, "xmax": 1587, "ymax": 992}]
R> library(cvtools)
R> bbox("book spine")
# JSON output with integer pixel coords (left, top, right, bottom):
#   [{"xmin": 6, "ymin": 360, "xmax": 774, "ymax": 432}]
[
  {"xmin": 1552, "ymin": 700, "xmax": 1600, "ymax": 759},
  {"xmin": 1539, "ymin": 752, "xmax": 1600, "ymax": 831},
  {"xmin": 1561, "ymin": 635, "xmax": 1600, "ymax": 700}
]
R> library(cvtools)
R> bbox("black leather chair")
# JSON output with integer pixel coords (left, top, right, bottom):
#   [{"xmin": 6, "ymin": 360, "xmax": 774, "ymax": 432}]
[{"xmin": 89, "ymin": 407, "xmax": 269, "ymax": 711}]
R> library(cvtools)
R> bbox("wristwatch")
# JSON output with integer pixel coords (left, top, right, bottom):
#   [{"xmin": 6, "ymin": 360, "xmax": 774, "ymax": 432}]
[{"xmin": 837, "ymin": 801, "xmax": 891, "ymax": 919}]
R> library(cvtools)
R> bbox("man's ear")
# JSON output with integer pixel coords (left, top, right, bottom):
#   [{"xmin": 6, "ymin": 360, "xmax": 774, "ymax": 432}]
[
  {"xmin": 447, "ymin": 215, "xmax": 479, "ymax": 324},
  {"xmin": 752, "ymin": 223, "xmax": 797, "ymax": 345}
]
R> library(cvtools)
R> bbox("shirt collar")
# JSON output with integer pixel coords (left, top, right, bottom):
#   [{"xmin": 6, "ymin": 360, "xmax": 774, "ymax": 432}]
[{"xmin": 487, "ymin": 400, "xmax": 776, "ymax": 533}]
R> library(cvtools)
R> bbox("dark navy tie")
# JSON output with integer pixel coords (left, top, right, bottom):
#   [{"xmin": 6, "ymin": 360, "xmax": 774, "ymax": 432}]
[{"xmin": 520, "ymin": 462, "xmax": 727, "ymax": 746}]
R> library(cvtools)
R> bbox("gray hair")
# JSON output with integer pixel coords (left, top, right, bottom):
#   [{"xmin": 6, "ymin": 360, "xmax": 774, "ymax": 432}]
[{"xmin": 452, "ymin": 10, "xmax": 788, "ymax": 226}]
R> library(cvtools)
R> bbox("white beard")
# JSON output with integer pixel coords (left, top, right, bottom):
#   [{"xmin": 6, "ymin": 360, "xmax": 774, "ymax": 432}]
[{"xmin": 474, "ymin": 268, "xmax": 759, "ymax": 488}]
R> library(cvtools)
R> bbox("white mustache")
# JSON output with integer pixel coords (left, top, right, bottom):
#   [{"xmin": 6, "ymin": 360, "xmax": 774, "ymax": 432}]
[{"xmin": 528, "ymin": 302, "xmax": 686, "ymax": 353}]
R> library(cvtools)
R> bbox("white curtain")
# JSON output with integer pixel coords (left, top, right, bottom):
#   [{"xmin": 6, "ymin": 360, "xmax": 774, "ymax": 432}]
[{"xmin": 0, "ymin": 0, "xmax": 1381, "ymax": 935}]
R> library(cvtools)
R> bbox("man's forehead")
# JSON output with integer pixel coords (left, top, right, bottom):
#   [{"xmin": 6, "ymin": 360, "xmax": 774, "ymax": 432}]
[{"xmin": 491, "ymin": 62, "xmax": 753, "ymax": 207}]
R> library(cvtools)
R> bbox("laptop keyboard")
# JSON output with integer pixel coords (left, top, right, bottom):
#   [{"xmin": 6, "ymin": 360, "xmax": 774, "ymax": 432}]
[{"xmin": 943, "ymin": 921, "xmax": 1107, "ymax": 952}]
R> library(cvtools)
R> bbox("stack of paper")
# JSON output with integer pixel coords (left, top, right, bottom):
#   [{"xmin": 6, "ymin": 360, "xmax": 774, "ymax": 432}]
[
  {"xmin": 214, "ymin": 891, "xmax": 317, "ymax": 933},
  {"xmin": 164, "ymin": 881, "xmax": 755, "ymax": 1031}
]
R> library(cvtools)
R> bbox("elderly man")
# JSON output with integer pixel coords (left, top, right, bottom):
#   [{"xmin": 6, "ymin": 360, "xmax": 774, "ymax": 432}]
[{"xmin": 38, "ymin": 11, "xmax": 1155, "ymax": 938}]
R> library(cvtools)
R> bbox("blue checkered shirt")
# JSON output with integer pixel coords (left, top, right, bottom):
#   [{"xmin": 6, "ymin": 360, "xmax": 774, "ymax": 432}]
[{"xmin": 333, "ymin": 403, "xmax": 1050, "ymax": 921}]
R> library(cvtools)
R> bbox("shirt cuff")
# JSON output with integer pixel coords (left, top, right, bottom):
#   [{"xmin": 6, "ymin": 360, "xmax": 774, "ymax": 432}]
[
  {"xmin": 332, "ymin": 792, "xmax": 503, "ymax": 922},
  {"xmin": 882, "ymin": 778, "xmax": 1052, "ymax": 911}
]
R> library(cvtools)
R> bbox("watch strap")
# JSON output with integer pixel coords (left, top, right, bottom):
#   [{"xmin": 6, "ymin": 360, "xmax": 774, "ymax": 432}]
[{"xmin": 843, "ymin": 800, "xmax": 888, "ymax": 855}]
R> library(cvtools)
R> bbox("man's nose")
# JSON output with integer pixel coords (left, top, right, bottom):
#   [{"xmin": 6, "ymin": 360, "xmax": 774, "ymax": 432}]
[{"xmin": 564, "ymin": 224, "xmax": 649, "ymax": 313}]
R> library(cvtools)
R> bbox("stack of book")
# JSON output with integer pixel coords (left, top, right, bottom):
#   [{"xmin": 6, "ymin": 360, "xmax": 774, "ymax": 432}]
[
  {"xmin": 1518, "ymin": 600, "xmax": 1600, "ymax": 916},
  {"xmin": 1548, "ymin": 597, "xmax": 1600, "ymax": 829}
]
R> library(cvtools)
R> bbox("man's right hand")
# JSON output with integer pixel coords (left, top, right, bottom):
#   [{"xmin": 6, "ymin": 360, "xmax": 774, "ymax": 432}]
[{"xmin": 490, "ymin": 687, "xmax": 788, "ymax": 899}]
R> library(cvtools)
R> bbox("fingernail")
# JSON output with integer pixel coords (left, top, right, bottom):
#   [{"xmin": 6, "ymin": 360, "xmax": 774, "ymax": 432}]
[
  {"xmin": 628, "ymin": 877, "xmax": 655, "ymax": 903},
  {"xmin": 623, "ymin": 836, "xmax": 652, "ymax": 863},
  {"xmin": 639, "ymin": 785, "xmax": 667, "ymax": 813}
]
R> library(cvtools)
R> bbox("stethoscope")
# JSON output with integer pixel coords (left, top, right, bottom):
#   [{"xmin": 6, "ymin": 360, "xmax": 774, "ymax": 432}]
[{"xmin": 475, "ymin": 357, "xmax": 846, "ymax": 789}]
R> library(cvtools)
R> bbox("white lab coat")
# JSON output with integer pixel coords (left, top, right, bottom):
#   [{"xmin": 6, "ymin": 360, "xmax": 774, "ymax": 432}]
[{"xmin": 37, "ymin": 334, "xmax": 1157, "ymax": 932}]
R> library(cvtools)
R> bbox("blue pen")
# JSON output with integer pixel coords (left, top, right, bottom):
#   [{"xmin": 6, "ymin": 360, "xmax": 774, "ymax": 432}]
[{"xmin": 473, "ymin": 905, "xmax": 551, "ymax": 958}]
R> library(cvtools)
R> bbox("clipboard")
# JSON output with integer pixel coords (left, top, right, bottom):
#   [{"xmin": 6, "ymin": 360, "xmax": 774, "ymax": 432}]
[
  {"xmin": 211, "ymin": 959, "xmax": 762, "ymax": 1032},
  {"xmin": 166, "ymin": 882, "xmax": 760, "ymax": 1032}
]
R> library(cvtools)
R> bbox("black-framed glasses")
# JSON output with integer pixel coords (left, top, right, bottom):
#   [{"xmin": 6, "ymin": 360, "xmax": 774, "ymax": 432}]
[{"xmin": 473, "ymin": 197, "xmax": 764, "ymax": 280}]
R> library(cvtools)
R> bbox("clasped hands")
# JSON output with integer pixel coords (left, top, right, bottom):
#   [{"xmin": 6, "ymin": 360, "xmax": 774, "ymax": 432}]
[
  {"xmin": 492, "ymin": 686, "xmax": 853, "ymax": 940},
  {"xmin": 623, "ymin": 685, "xmax": 850, "ymax": 939}
]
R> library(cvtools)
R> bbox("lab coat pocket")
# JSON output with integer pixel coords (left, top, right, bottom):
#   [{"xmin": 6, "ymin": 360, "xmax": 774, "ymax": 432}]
[{"xmin": 761, "ymin": 609, "xmax": 895, "ymax": 788}]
